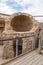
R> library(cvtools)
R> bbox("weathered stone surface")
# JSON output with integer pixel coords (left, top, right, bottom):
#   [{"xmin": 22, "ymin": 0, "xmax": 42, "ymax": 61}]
[
  {"xmin": 2, "ymin": 12, "xmax": 39, "ymax": 59},
  {"xmin": 2, "ymin": 41, "xmax": 14, "ymax": 59},
  {"xmin": 39, "ymin": 23, "xmax": 43, "ymax": 52},
  {"xmin": 22, "ymin": 38, "xmax": 32, "ymax": 53}
]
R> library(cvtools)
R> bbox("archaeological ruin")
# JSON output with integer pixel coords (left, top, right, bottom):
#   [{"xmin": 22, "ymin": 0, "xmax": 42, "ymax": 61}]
[{"xmin": 0, "ymin": 12, "xmax": 43, "ymax": 59}]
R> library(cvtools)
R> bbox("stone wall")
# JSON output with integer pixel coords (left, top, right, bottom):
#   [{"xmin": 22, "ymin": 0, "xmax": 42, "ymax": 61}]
[
  {"xmin": 22, "ymin": 38, "xmax": 32, "ymax": 53},
  {"xmin": 2, "ymin": 41, "xmax": 14, "ymax": 59},
  {"xmin": 0, "ymin": 18, "xmax": 5, "ymax": 45},
  {"xmin": 2, "ymin": 12, "xmax": 39, "ymax": 59}
]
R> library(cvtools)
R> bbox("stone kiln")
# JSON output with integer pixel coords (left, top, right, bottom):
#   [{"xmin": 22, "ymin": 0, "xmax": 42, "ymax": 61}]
[{"xmin": 2, "ymin": 12, "xmax": 39, "ymax": 59}]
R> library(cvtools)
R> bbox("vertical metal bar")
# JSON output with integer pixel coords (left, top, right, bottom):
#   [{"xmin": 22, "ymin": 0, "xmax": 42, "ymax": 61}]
[
  {"xmin": 38, "ymin": 38, "xmax": 41, "ymax": 52},
  {"xmin": 32, "ymin": 36, "xmax": 34, "ymax": 50},
  {"xmin": 16, "ymin": 38, "xmax": 18, "ymax": 56}
]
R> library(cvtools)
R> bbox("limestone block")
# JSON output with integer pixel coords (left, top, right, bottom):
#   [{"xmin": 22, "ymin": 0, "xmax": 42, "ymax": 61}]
[
  {"xmin": 22, "ymin": 38, "xmax": 32, "ymax": 53},
  {"xmin": 2, "ymin": 40, "xmax": 14, "ymax": 59}
]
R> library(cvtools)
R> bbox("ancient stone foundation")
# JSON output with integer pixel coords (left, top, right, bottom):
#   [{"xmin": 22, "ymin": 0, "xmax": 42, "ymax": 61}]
[
  {"xmin": 2, "ymin": 41, "xmax": 14, "ymax": 59},
  {"xmin": 2, "ymin": 12, "xmax": 39, "ymax": 59},
  {"xmin": 22, "ymin": 38, "xmax": 32, "ymax": 53}
]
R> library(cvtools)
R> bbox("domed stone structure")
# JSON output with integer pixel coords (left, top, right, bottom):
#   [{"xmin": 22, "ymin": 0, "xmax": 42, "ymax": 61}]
[
  {"xmin": 11, "ymin": 13, "xmax": 38, "ymax": 32},
  {"xmin": 2, "ymin": 12, "xmax": 39, "ymax": 59},
  {"xmin": 11, "ymin": 14, "xmax": 33, "ymax": 32}
]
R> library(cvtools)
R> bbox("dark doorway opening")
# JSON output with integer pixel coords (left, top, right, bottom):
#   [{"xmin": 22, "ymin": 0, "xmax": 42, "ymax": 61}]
[
  {"xmin": 18, "ymin": 38, "xmax": 22, "ymax": 55},
  {"xmin": 13, "ymin": 39, "xmax": 16, "ymax": 56},
  {"xmin": 13, "ymin": 38, "xmax": 23, "ymax": 56}
]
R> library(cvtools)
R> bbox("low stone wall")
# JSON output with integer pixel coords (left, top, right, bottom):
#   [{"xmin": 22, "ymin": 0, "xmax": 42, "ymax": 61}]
[{"xmin": 2, "ymin": 37, "xmax": 33, "ymax": 59}]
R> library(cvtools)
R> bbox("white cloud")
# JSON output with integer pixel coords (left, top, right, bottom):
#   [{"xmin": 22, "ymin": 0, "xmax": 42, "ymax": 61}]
[
  {"xmin": 0, "ymin": 0, "xmax": 43, "ymax": 15},
  {"xmin": 14, "ymin": 0, "xmax": 31, "ymax": 7},
  {"xmin": 0, "ymin": 0, "xmax": 43, "ymax": 22},
  {"xmin": 21, "ymin": 0, "xmax": 43, "ymax": 15},
  {"xmin": 0, "ymin": 2, "xmax": 17, "ymax": 14}
]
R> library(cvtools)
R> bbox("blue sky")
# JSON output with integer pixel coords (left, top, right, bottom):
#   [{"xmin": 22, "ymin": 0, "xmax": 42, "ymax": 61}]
[{"xmin": 0, "ymin": 0, "xmax": 43, "ymax": 22}]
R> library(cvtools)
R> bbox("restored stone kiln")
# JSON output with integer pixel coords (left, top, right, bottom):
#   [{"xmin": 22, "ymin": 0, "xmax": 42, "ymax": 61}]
[{"xmin": 2, "ymin": 12, "xmax": 39, "ymax": 59}]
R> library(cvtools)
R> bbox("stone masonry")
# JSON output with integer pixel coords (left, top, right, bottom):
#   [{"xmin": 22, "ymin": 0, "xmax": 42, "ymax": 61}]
[{"xmin": 2, "ymin": 12, "xmax": 39, "ymax": 59}]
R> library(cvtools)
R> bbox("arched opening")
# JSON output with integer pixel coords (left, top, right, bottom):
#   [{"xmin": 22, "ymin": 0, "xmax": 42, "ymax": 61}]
[{"xmin": 11, "ymin": 15, "xmax": 33, "ymax": 32}]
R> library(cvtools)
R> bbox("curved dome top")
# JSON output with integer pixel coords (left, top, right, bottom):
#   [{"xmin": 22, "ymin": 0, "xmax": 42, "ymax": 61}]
[
  {"xmin": 11, "ymin": 12, "xmax": 37, "ymax": 32},
  {"xmin": 2, "ymin": 12, "xmax": 39, "ymax": 38}
]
